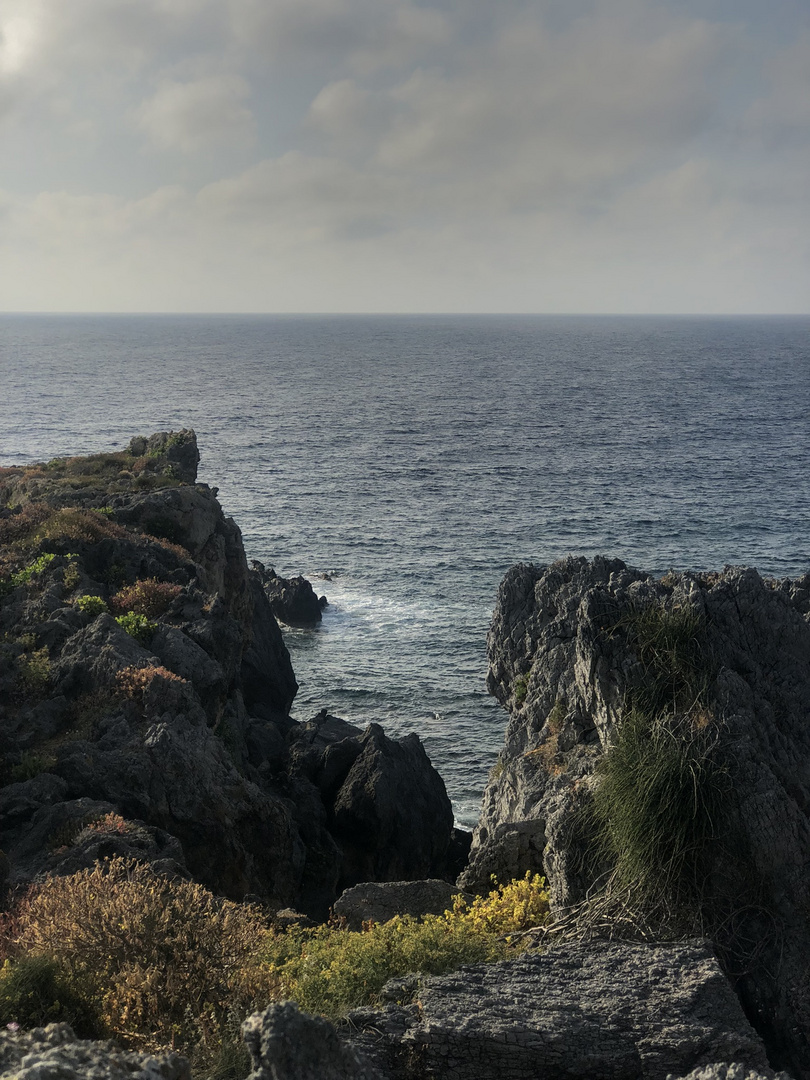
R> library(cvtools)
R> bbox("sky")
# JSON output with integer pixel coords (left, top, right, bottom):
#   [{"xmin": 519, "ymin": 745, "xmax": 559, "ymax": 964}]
[{"xmin": 0, "ymin": 0, "xmax": 808, "ymax": 313}]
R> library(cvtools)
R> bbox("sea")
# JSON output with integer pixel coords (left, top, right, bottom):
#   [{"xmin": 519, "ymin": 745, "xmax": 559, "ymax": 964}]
[{"xmin": 1, "ymin": 314, "xmax": 808, "ymax": 827}]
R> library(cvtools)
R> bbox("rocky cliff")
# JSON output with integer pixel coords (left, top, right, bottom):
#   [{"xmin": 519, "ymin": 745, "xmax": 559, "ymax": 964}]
[
  {"xmin": 0, "ymin": 432, "xmax": 455, "ymax": 915},
  {"xmin": 459, "ymin": 556, "xmax": 810, "ymax": 1078}
]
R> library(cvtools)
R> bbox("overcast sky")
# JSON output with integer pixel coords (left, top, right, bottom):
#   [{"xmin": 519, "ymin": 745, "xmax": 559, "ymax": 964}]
[{"xmin": 0, "ymin": 0, "xmax": 808, "ymax": 313}]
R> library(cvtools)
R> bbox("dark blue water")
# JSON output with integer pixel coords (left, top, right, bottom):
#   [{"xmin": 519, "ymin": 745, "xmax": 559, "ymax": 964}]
[{"xmin": 1, "ymin": 314, "xmax": 809, "ymax": 825}]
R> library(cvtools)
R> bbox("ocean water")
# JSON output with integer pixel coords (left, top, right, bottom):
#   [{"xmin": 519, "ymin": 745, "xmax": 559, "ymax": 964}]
[{"xmin": 1, "ymin": 313, "xmax": 809, "ymax": 826}]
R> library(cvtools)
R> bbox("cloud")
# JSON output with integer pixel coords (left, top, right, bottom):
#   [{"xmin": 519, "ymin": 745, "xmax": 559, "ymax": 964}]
[
  {"xmin": 135, "ymin": 75, "xmax": 255, "ymax": 153},
  {"xmin": 0, "ymin": 1, "xmax": 808, "ymax": 312}
]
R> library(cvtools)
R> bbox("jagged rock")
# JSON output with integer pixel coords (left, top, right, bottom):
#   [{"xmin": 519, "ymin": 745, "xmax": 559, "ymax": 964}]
[
  {"xmin": 461, "ymin": 556, "xmax": 810, "ymax": 1077},
  {"xmin": 0, "ymin": 1022, "xmax": 190, "ymax": 1079},
  {"xmin": 252, "ymin": 560, "xmax": 327, "ymax": 626},
  {"xmin": 331, "ymin": 723, "xmax": 455, "ymax": 890},
  {"xmin": 345, "ymin": 939, "xmax": 771, "ymax": 1080},
  {"xmin": 241, "ymin": 1002, "xmax": 383, "ymax": 1080},
  {"xmin": 671, "ymin": 1066, "xmax": 794, "ymax": 1080},
  {"xmin": 128, "ymin": 430, "xmax": 200, "ymax": 485},
  {"xmin": 333, "ymin": 878, "xmax": 471, "ymax": 929}
]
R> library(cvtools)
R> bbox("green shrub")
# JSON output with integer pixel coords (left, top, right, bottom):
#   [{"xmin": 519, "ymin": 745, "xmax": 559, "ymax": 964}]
[
  {"xmin": 513, "ymin": 675, "xmax": 528, "ymax": 705},
  {"xmin": 10, "ymin": 553, "xmax": 56, "ymax": 587},
  {"xmin": 115, "ymin": 612, "xmax": 156, "ymax": 646},
  {"xmin": 8, "ymin": 751, "xmax": 57, "ymax": 784},
  {"xmin": 76, "ymin": 594, "xmax": 108, "ymax": 616},
  {"xmin": 0, "ymin": 955, "xmax": 98, "ymax": 1035},
  {"xmin": 17, "ymin": 648, "xmax": 52, "ymax": 695}
]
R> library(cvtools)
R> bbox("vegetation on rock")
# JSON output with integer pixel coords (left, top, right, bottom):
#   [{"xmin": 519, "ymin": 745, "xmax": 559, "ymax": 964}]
[{"xmin": 0, "ymin": 860, "xmax": 549, "ymax": 1073}]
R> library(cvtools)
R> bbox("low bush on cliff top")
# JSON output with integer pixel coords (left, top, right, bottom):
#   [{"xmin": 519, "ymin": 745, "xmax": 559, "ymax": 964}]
[
  {"xmin": 1, "ymin": 862, "xmax": 549, "ymax": 1072},
  {"xmin": 110, "ymin": 578, "xmax": 182, "ymax": 617}
]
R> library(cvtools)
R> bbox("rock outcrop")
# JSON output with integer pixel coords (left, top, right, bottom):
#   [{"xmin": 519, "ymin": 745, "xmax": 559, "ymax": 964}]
[
  {"xmin": 0, "ymin": 1022, "xmax": 190, "ymax": 1079},
  {"xmin": 244, "ymin": 939, "xmax": 772, "ymax": 1080},
  {"xmin": 251, "ymin": 560, "xmax": 327, "ymax": 627},
  {"xmin": 460, "ymin": 556, "xmax": 810, "ymax": 1078},
  {"xmin": 0, "ymin": 433, "xmax": 454, "ymax": 915}
]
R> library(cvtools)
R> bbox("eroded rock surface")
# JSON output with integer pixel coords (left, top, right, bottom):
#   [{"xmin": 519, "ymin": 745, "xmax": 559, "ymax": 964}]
[
  {"xmin": 0, "ymin": 1023, "xmax": 190, "ymax": 1079},
  {"xmin": 249, "ymin": 940, "xmax": 769, "ymax": 1080}
]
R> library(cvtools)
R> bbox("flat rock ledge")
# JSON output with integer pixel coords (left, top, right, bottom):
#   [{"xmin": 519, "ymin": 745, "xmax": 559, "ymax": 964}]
[
  {"xmin": 243, "ymin": 939, "xmax": 775, "ymax": 1080},
  {"xmin": 0, "ymin": 1023, "xmax": 190, "ymax": 1080}
]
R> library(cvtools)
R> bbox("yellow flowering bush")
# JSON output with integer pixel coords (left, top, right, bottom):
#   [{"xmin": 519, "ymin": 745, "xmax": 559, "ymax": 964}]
[{"xmin": 259, "ymin": 873, "xmax": 549, "ymax": 1019}]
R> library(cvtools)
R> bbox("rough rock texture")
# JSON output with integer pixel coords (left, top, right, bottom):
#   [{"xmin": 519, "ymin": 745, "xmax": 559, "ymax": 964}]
[
  {"xmin": 0, "ymin": 434, "xmax": 453, "ymax": 914},
  {"xmin": 459, "ymin": 556, "xmax": 810, "ymax": 1077},
  {"xmin": 251, "ymin": 560, "xmax": 327, "ymax": 627},
  {"xmin": 251, "ymin": 940, "xmax": 768, "ymax": 1080},
  {"xmin": 333, "ymin": 879, "xmax": 470, "ymax": 929},
  {"xmin": 672, "ymin": 1066, "xmax": 794, "ymax": 1080},
  {"xmin": 242, "ymin": 1002, "xmax": 383, "ymax": 1080},
  {"xmin": 0, "ymin": 1023, "xmax": 190, "ymax": 1079}
]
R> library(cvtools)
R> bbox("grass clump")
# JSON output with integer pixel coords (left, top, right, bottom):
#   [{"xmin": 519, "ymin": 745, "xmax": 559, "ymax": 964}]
[
  {"xmin": 16, "ymin": 647, "xmax": 52, "ymax": 695},
  {"xmin": 593, "ymin": 601, "xmax": 726, "ymax": 918},
  {"xmin": 260, "ymin": 873, "xmax": 549, "ymax": 1020}
]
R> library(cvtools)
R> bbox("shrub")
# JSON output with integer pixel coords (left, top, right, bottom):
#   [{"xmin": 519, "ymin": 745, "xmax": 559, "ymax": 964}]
[
  {"xmin": 8, "ymin": 751, "xmax": 57, "ymax": 784},
  {"xmin": 75, "ymin": 594, "xmax": 108, "ymax": 616},
  {"xmin": 62, "ymin": 554, "xmax": 80, "ymax": 590},
  {"xmin": 10, "ymin": 553, "xmax": 56, "ymax": 587},
  {"xmin": 259, "ymin": 873, "xmax": 549, "ymax": 1020},
  {"xmin": 115, "ymin": 612, "xmax": 156, "ymax": 646},
  {"xmin": 14, "ymin": 858, "xmax": 269, "ymax": 1055},
  {"xmin": 36, "ymin": 508, "xmax": 128, "ymax": 545},
  {"xmin": 17, "ymin": 648, "xmax": 52, "ymax": 695},
  {"xmin": 110, "ymin": 578, "xmax": 182, "ymax": 618},
  {"xmin": 0, "ymin": 503, "xmax": 49, "ymax": 545},
  {"xmin": 0, "ymin": 955, "xmax": 98, "ymax": 1035},
  {"xmin": 513, "ymin": 675, "xmax": 528, "ymax": 705},
  {"xmin": 116, "ymin": 665, "xmax": 186, "ymax": 700}
]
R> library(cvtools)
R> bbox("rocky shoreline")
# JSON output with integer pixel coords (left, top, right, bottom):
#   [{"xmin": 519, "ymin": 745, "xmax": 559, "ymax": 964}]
[{"xmin": 2, "ymin": 433, "xmax": 808, "ymax": 1079}]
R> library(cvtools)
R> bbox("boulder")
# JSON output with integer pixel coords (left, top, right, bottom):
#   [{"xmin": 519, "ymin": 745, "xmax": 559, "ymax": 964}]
[
  {"xmin": 333, "ymin": 879, "xmax": 471, "ymax": 929},
  {"xmin": 461, "ymin": 557, "xmax": 810, "ymax": 1077},
  {"xmin": 0, "ymin": 1022, "xmax": 190, "ymax": 1079},
  {"xmin": 242, "ymin": 1002, "xmax": 383, "ymax": 1080}
]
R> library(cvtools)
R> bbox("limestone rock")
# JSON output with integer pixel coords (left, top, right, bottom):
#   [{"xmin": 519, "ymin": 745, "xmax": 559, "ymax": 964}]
[
  {"xmin": 0, "ymin": 1023, "xmax": 190, "ymax": 1079},
  {"xmin": 346, "ymin": 939, "xmax": 770, "ymax": 1080},
  {"xmin": 331, "ymin": 723, "xmax": 455, "ymax": 889},
  {"xmin": 242, "ymin": 1002, "xmax": 382, "ymax": 1080},
  {"xmin": 461, "ymin": 556, "xmax": 810, "ymax": 1077}
]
